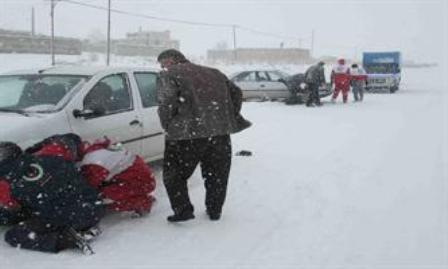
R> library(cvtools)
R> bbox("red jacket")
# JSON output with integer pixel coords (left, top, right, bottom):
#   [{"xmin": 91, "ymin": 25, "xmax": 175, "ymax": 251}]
[
  {"xmin": 79, "ymin": 142, "xmax": 156, "ymax": 213},
  {"xmin": 25, "ymin": 135, "xmax": 156, "ymax": 214},
  {"xmin": 331, "ymin": 64, "xmax": 351, "ymax": 90},
  {"xmin": 0, "ymin": 179, "xmax": 20, "ymax": 210}
]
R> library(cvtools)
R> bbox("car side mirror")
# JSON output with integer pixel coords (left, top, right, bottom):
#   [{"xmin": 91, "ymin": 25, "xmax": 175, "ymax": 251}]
[{"xmin": 73, "ymin": 107, "xmax": 105, "ymax": 118}]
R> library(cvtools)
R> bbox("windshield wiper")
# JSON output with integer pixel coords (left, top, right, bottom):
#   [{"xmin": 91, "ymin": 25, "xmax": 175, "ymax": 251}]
[{"xmin": 0, "ymin": 108, "xmax": 30, "ymax": 117}]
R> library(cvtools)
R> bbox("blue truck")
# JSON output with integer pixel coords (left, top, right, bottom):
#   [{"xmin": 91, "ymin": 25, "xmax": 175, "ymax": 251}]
[{"xmin": 362, "ymin": 51, "xmax": 402, "ymax": 93}]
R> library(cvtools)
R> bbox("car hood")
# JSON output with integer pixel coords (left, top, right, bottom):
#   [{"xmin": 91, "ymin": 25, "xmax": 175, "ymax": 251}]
[{"xmin": 0, "ymin": 112, "xmax": 48, "ymax": 145}]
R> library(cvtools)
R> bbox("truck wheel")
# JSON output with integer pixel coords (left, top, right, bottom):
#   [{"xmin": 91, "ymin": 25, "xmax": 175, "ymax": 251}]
[{"xmin": 390, "ymin": 86, "xmax": 398, "ymax": 93}]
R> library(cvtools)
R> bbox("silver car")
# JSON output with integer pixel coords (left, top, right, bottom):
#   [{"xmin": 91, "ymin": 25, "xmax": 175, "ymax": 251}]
[
  {"xmin": 230, "ymin": 70, "xmax": 332, "ymax": 101},
  {"xmin": 230, "ymin": 70, "xmax": 290, "ymax": 100}
]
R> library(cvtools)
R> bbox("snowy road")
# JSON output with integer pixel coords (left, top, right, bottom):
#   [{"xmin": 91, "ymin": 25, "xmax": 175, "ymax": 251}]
[{"xmin": 0, "ymin": 66, "xmax": 447, "ymax": 269}]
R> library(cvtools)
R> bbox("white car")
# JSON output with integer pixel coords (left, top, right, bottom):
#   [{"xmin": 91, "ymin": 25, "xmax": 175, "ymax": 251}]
[
  {"xmin": 230, "ymin": 70, "xmax": 291, "ymax": 100},
  {"xmin": 0, "ymin": 66, "xmax": 164, "ymax": 162}
]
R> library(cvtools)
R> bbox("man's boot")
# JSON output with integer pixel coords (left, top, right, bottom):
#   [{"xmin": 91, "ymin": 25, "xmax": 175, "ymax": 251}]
[{"xmin": 167, "ymin": 211, "xmax": 195, "ymax": 222}]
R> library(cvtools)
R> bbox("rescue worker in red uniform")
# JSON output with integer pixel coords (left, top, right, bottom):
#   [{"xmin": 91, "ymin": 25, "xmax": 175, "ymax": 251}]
[
  {"xmin": 24, "ymin": 134, "xmax": 156, "ymax": 216},
  {"xmin": 331, "ymin": 58, "xmax": 351, "ymax": 103},
  {"xmin": 79, "ymin": 139, "xmax": 156, "ymax": 216}
]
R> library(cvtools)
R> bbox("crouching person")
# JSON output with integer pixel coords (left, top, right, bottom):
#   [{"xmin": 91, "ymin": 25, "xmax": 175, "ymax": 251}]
[
  {"xmin": 0, "ymin": 142, "xmax": 104, "ymax": 254},
  {"xmin": 79, "ymin": 139, "xmax": 156, "ymax": 216},
  {"xmin": 25, "ymin": 134, "xmax": 156, "ymax": 216}
]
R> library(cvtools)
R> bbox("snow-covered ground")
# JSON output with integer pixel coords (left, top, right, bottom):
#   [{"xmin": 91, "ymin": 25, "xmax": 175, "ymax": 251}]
[{"xmin": 0, "ymin": 54, "xmax": 447, "ymax": 268}]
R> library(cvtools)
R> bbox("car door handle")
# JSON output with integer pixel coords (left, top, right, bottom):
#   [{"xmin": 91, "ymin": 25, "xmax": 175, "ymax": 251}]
[
  {"xmin": 129, "ymin": 120, "xmax": 141, "ymax": 126},
  {"xmin": 260, "ymin": 84, "xmax": 265, "ymax": 88}
]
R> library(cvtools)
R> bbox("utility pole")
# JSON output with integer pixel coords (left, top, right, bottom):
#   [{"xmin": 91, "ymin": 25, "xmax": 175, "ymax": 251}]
[
  {"xmin": 232, "ymin": 25, "xmax": 237, "ymax": 62},
  {"xmin": 311, "ymin": 29, "xmax": 315, "ymax": 59},
  {"xmin": 31, "ymin": 7, "xmax": 35, "ymax": 36},
  {"xmin": 106, "ymin": 0, "xmax": 111, "ymax": 66},
  {"xmin": 50, "ymin": 0, "xmax": 57, "ymax": 66}
]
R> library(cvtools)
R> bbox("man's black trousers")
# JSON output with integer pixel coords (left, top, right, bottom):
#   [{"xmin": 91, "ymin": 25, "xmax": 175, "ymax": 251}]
[
  {"xmin": 306, "ymin": 83, "xmax": 321, "ymax": 106},
  {"xmin": 163, "ymin": 135, "xmax": 232, "ymax": 216}
]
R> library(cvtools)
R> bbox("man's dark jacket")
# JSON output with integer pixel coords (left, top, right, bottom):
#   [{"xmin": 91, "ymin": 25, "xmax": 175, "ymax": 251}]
[
  {"xmin": 157, "ymin": 62, "xmax": 251, "ymax": 140},
  {"xmin": 305, "ymin": 64, "xmax": 326, "ymax": 85}
]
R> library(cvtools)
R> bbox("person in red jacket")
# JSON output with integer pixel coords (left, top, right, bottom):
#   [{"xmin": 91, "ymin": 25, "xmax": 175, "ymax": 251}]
[
  {"xmin": 79, "ymin": 139, "xmax": 156, "ymax": 216},
  {"xmin": 25, "ymin": 134, "xmax": 156, "ymax": 216},
  {"xmin": 331, "ymin": 58, "xmax": 351, "ymax": 103}
]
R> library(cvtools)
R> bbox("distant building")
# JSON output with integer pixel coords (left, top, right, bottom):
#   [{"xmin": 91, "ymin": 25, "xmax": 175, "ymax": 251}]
[
  {"xmin": 207, "ymin": 48, "xmax": 312, "ymax": 64},
  {"xmin": 83, "ymin": 30, "xmax": 180, "ymax": 57},
  {"xmin": 0, "ymin": 28, "xmax": 82, "ymax": 55}
]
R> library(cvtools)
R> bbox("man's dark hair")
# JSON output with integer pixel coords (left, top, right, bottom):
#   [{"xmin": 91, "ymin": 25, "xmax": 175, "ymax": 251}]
[
  {"xmin": 351, "ymin": 63, "xmax": 358, "ymax": 68},
  {"xmin": 318, "ymin": 61, "xmax": 325, "ymax": 66},
  {"xmin": 157, "ymin": 49, "xmax": 188, "ymax": 64}
]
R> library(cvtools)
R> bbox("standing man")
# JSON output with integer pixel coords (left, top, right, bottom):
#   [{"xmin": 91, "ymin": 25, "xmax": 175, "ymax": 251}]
[
  {"xmin": 331, "ymin": 58, "xmax": 351, "ymax": 103},
  {"xmin": 304, "ymin": 61, "xmax": 326, "ymax": 107},
  {"xmin": 157, "ymin": 49, "xmax": 251, "ymax": 222},
  {"xmin": 350, "ymin": 63, "xmax": 368, "ymax": 102}
]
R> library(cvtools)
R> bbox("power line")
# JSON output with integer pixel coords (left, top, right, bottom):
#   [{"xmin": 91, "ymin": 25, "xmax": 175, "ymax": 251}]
[
  {"xmin": 58, "ymin": 0, "xmax": 309, "ymax": 43},
  {"xmin": 238, "ymin": 26, "xmax": 308, "ymax": 42},
  {"xmin": 60, "ymin": 0, "xmax": 234, "ymax": 28}
]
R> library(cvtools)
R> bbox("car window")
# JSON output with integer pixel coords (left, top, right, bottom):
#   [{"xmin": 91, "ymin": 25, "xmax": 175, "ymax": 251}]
[
  {"xmin": 237, "ymin": 72, "xmax": 256, "ymax": 82},
  {"xmin": 84, "ymin": 73, "xmax": 132, "ymax": 115},
  {"xmin": 267, "ymin": 71, "xmax": 284, "ymax": 81},
  {"xmin": 134, "ymin": 72, "xmax": 158, "ymax": 108},
  {"xmin": 256, "ymin": 72, "xmax": 269, "ymax": 81}
]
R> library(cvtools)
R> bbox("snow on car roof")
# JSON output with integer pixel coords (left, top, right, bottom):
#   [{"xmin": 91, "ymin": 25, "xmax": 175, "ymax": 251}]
[{"xmin": 0, "ymin": 66, "xmax": 160, "ymax": 76}]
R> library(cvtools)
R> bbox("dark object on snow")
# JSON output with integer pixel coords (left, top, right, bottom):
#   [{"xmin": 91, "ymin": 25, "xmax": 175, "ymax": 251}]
[
  {"xmin": 157, "ymin": 49, "xmax": 251, "ymax": 222},
  {"xmin": 235, "ymin": 150, "xmax": 253, "ymax": 157}
]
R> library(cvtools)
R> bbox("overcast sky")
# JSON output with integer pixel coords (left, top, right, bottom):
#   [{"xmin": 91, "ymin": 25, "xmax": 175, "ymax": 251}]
[{"xmin": 0, "ymin": 0, "xmax": 446, "ymax": 63}]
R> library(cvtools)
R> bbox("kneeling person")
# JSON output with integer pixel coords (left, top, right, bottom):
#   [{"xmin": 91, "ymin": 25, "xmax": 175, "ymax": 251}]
[
  {"xmin": 0, "ymin": 142, "xmax": 104, "ymax": 254},
  {"xmin": 79, "ymin": 139, "xmax": 156, "ymax": 216}
]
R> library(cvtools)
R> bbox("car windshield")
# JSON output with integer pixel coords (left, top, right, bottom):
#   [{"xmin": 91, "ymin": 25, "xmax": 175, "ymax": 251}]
[{"xmin": 0, "ymin": 74, "xmax": 89, "ymax": 113}]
